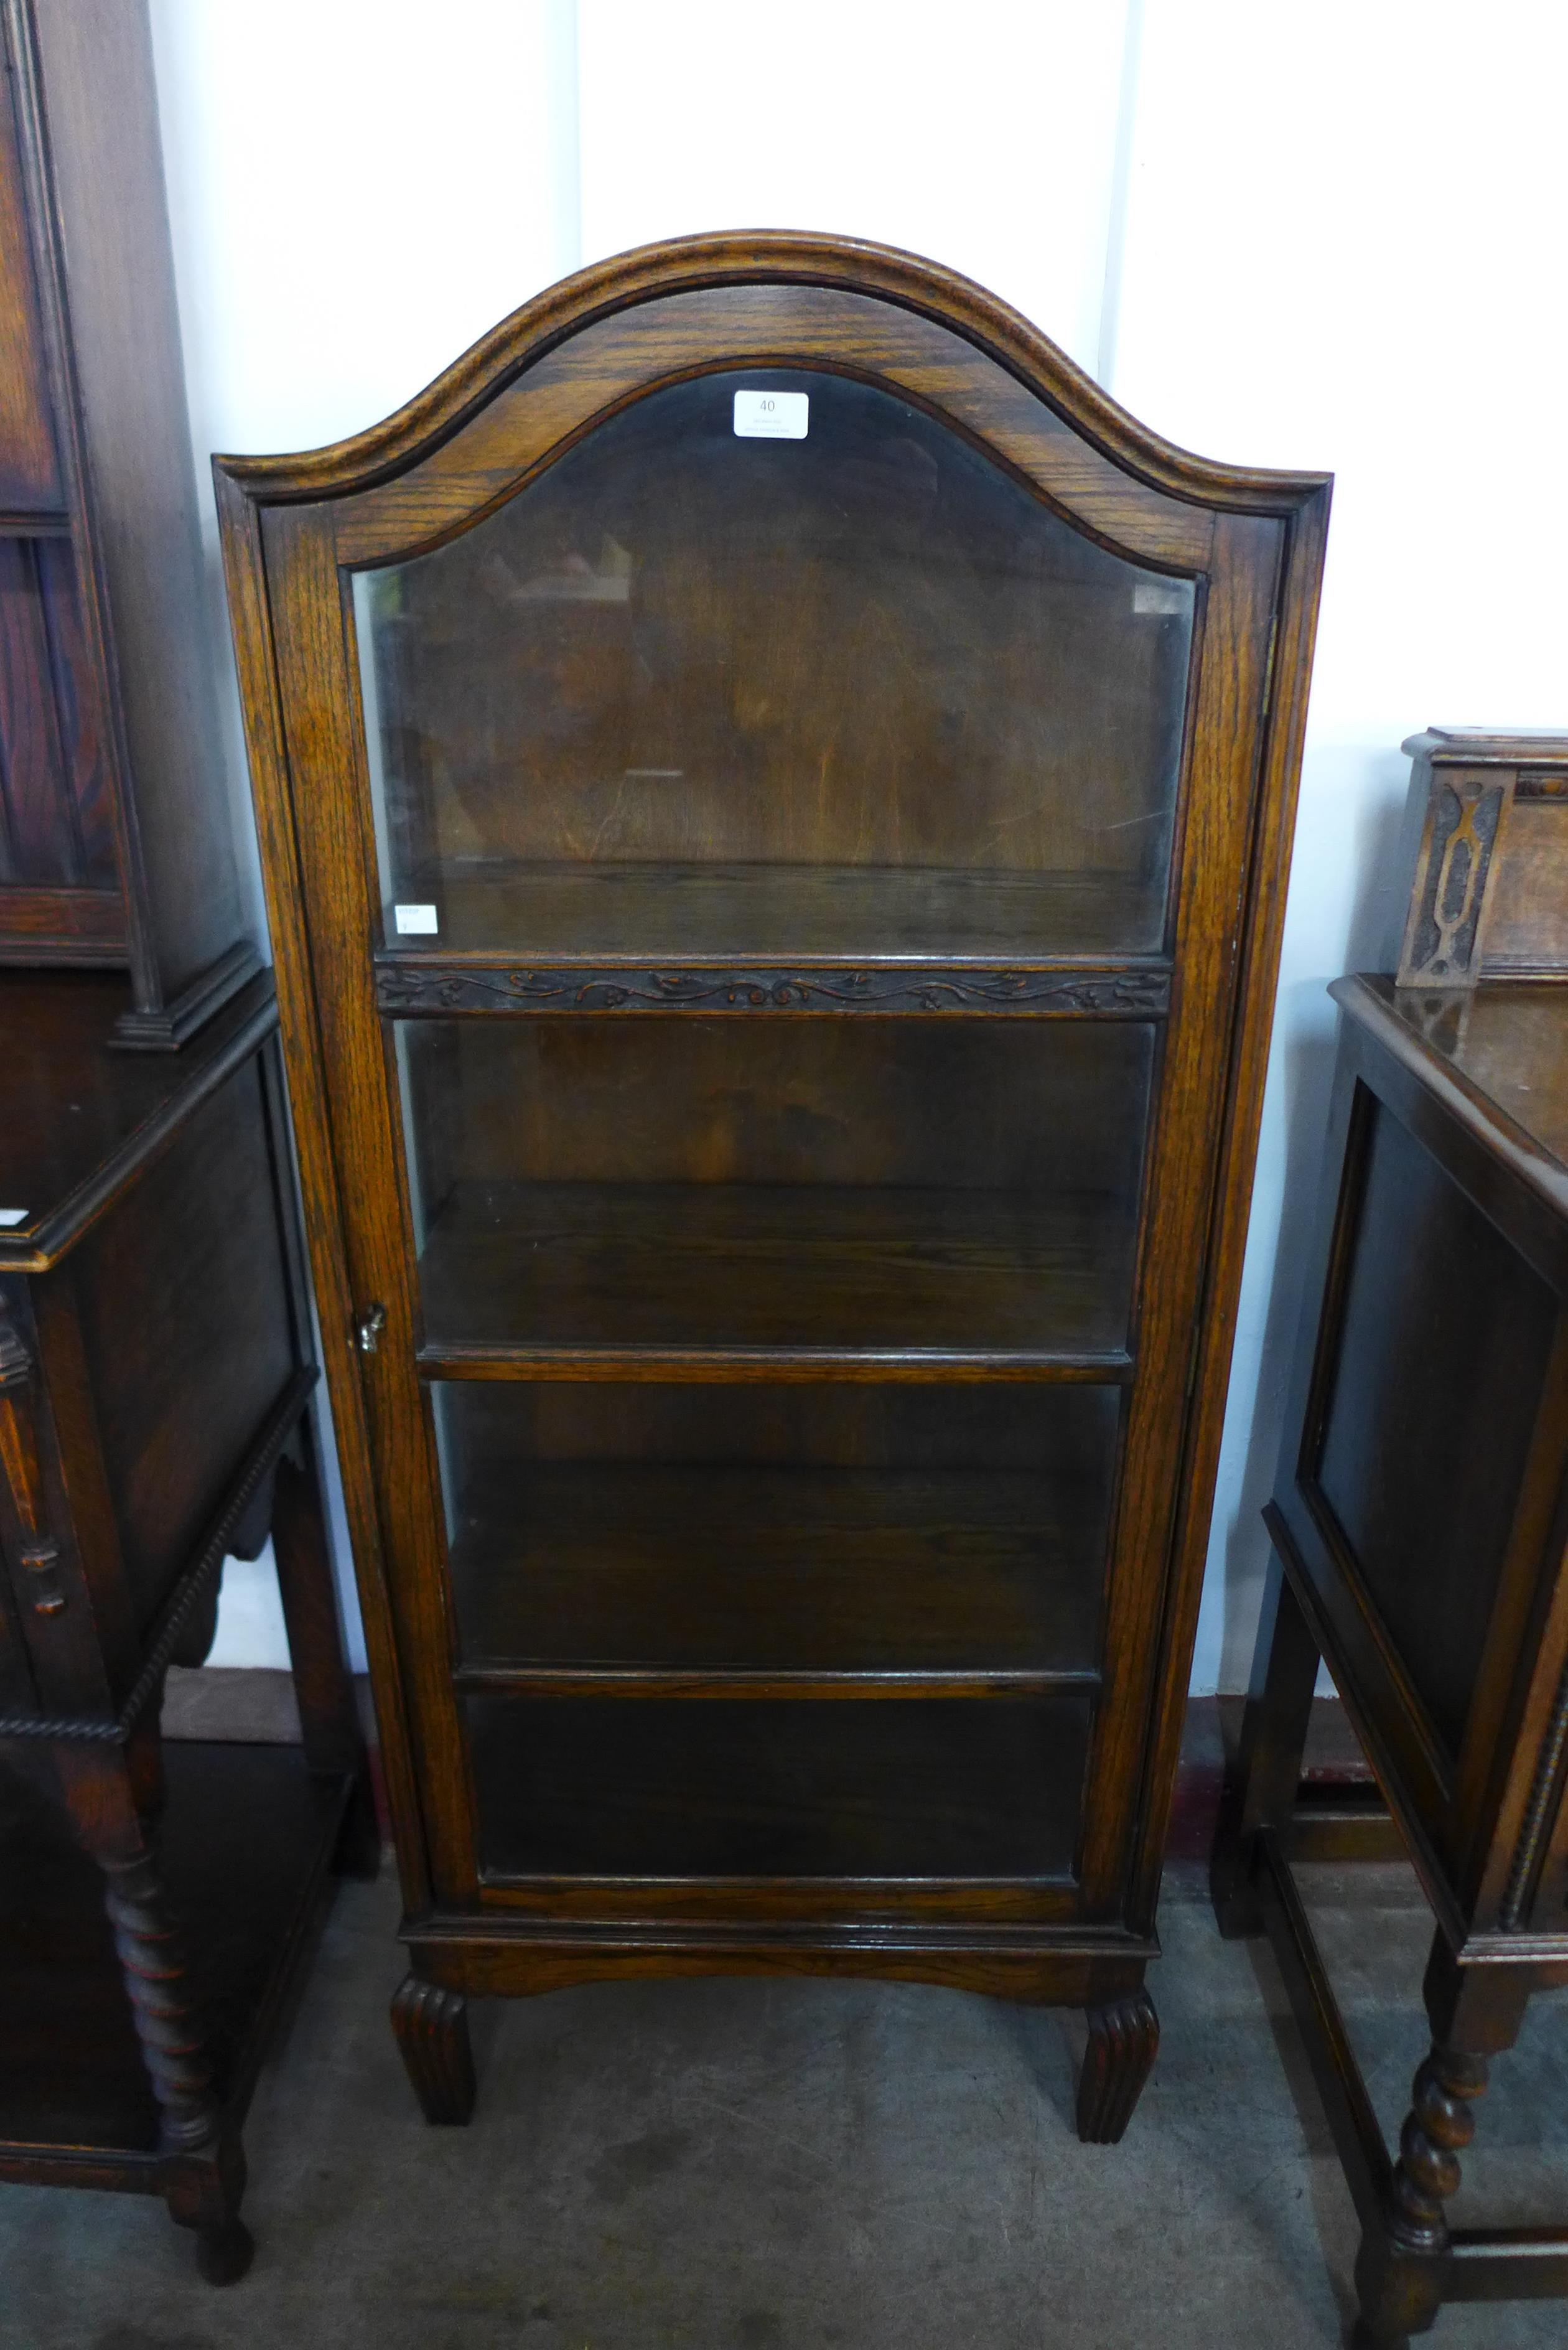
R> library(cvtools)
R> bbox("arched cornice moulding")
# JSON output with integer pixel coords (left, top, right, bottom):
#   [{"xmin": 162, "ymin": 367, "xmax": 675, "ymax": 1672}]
[{"xmin": 213, "ymin": 230, "xmax": 1331, "ymax": 522}]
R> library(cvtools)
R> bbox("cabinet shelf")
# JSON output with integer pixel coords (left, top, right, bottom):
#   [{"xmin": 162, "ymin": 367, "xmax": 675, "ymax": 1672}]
[
  {"xmin": 467, "ymin": 1693, "xmax": 1091, "ymax": 1882},
  {"xmin": 376, "ymin": 861, "xmax": 1170, "ymax": 965},
  {"xmin": 446, "ymin": 1461, "xmax": 1106, "ymax": 1695},
  {"xmin": 416, "ymin": 1179, "xmax": 1137, "ymax": 1373}
]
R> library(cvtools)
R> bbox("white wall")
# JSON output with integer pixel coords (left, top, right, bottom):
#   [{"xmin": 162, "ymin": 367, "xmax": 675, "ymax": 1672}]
[
  {"xmin": 148, "ymin": 0, "xmax": 584, "ymax": 1667},
  {"xmin": 1108, "ymin": 0, "xmax": 1568, "ymax": 1687},
  {"xmin": 576, "ymin": 2, "xmax": 1131, "ymax": 374},
  {"xmin": 146, "ymin": 0, "xmax": 1568, "ymax": 1688}
]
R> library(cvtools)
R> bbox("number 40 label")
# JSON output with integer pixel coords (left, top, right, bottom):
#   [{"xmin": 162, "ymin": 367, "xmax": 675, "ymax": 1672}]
[{"xmin": 734, "ymin": 389, "xmax": 809, "ymax": 440}]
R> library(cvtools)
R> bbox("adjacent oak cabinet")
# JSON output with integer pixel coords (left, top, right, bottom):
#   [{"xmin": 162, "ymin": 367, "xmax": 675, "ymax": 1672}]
[
  {"xmin": 215, "ymin": 233, "xmax": 1330, "ymax": 2140},
  {"xmin": 0, "ymin": 968, "xmax": 375, "ymax": 2277},
  {"xmin": 1215, "ymin": 729, "xmax": 1568, "ymax": 2348},
  {"xmin": 0, "ymin": 0, "xmax": 258, "ymax": 1041},
  {"xmin": 0, "ymin": 1, "xmax": 365, "ymax": 2278}
]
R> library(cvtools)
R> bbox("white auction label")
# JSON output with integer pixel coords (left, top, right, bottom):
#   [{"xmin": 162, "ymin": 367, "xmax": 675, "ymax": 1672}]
[
  {"xmin": 0, "ymin": 1209, "xmax": 26, "ymax": 1226},
  {"xmin": 394, "ymin": 903, "xmax": 439, "ymax": 935},
  {"xmin": 734, "ymin": 389, "xmax": 808, "ymax": 440}
]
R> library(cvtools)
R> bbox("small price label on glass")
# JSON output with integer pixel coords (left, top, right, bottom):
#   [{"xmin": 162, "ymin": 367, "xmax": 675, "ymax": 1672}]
[
  {"xmin": 734, "ymin": 390, "xmax": 809, "ymax": 440},
  {"xmin": 394, "ymin": 904, "xmax": 439, "ymax": 935}
]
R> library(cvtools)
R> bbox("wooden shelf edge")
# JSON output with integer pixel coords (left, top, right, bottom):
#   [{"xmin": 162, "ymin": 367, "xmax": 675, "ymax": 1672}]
[
  {"xmin": 474, "ymin": 1866, "xmax": 1080, "ymax": 1894},
  {"xmin": 418, "ymin": 1346, "xmax": 1135, "ymax": 1385},
  {"xmin": 403, "ymin": 1914, "xmax": 1159, "ymax": 1958},
  {"xmin": 451, "ymin": 1667, "xmax": 1103, "ymax": 1700}
]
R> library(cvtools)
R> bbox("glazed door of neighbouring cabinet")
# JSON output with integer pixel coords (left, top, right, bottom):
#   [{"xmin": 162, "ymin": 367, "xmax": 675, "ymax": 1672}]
[{"xmin": 232, "ymin": 256, "xmax": 1301, "ymax": 1924}]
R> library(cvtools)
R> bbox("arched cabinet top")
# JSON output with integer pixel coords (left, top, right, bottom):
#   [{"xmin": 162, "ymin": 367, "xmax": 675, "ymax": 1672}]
[
  {"xmin": 214, "ymin": 230, "xmax": 1332, "ymax": 987},
  {"xmin": 213, "ymin": 232, "xmax": 1331, "ymax": 578}
]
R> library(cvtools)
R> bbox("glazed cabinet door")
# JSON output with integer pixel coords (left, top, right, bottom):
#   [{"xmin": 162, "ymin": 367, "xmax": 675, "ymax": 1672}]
[{"xmin": 222, "ymin": 253, "xmax": 1316, "ymax": 1927}]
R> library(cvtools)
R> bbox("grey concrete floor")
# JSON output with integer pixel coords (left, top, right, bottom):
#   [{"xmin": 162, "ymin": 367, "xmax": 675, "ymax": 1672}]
[{"xmin": 4, "ymin": 1859, "xmax": 1567, "ymax": 2349}]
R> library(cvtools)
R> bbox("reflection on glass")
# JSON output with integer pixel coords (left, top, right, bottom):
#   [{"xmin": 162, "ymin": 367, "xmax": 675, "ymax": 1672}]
[{"xmin": 355, "ymin": 368, "xmax": 1194, "ymax": 959}]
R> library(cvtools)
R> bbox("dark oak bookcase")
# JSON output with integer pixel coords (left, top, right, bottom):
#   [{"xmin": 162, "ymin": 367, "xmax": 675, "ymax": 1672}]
[
  {"xmin": 216, "ymin": 232, "xmax": 1328, "ymax": 2141},
  {"xmin": 0, "ymin": 0, "xmax": 259, "ymax": 1041}
]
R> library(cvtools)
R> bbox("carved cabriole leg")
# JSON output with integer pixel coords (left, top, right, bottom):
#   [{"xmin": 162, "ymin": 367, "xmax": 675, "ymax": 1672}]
[
  {"xmin": 1076, "ymin": 1984, "xmax": 1159, "ymax": 2143},
  {"xmin": 391, "ymin": 1972, "xmax": 477, "ymax": 2124}
]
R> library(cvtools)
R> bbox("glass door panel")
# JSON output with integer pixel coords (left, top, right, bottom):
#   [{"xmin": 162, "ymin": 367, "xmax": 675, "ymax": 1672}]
[
  {"xmin": 355, "ymin": 368, "xmax": 1195, "ymax": 962},
  {"xmin": 432, "ymin": 1380, "xmax": 1120, "ymax": 1683},
  {"xmin": 466, "ymin": 1693, "xmax": 1093, "ymax": 1881},
  {"xmin": 394, "ymin": 1014, "xmax": 1155, "ymax": 1362}
]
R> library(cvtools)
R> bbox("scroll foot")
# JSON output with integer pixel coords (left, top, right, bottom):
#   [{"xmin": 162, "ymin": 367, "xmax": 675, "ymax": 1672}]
[
  {"xmin": 1076, "ymin": 1985, "xmax": 1159, "ymax": 2143},
  {"xmin": 391, "ymin": 1971, "xmax": 476, "ymax": 2124}
]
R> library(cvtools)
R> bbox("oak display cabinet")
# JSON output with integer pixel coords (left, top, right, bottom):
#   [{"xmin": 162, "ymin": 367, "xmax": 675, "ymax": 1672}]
[
  {"xmin": 216, "ymin": 234, "xmax": 1330, "ymax": 2139},
  {"xmin": 0, "ymin": 968, "xmax": 375, "ymax": 2278}
]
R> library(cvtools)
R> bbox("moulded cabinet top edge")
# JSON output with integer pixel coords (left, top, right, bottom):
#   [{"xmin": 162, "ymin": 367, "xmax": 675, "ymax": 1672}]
[
  {"xmin": 209, "ymin": 232, "xmax": 1333, "ymax": 527},
  {"xmin": 1402, "ymin": 728, "xmax": 1568, "ymax": 766},
  {"xmin": 1332, "ymin": 972, "xmax": 1568, "ymax": 1235}
]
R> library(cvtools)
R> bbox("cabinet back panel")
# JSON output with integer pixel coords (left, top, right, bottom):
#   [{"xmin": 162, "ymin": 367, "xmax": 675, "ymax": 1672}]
[
  {"xmin": 435, "ymin": 1382, "xmax": 1118, "ymax": 1681},
  {"xmin": 436, "ymin": 1378, "xmax": 1118, "ymax": 1472},
  {"xmin": 467, "ymin": 1693, "xmax": 1091, "ymax": 1881},
  {"xmin": 399, "ymin": 1018, "xmax": 1154, "ymax": 1356},
  {"xmin": 399, "ymin": 1014, "xmax": 1154, "ymax": 1199}
]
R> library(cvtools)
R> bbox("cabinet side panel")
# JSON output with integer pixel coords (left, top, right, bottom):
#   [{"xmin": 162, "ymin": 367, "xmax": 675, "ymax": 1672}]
[
  {"xmin": 73, "ymin": 1056, "xmax": 294, "ymax": 1632},
  {"xmin": 29, "ymin": 0, "xmax": 244, "ymax": 1002},
  {"xmin": 1312, "ymin": 1097, "xmax": 1556, "ymax": 1760}
]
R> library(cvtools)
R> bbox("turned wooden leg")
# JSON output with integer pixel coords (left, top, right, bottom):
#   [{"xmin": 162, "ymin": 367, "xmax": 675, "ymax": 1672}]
[
  {"xmin": 163, "ymin": 2140, "xmax": 253, "ymax": 2284},
  {"xmin": 391, "ymin": 1972, "xmax": 476, "ymax": 2123},
  {"xmin": 1211, "ymin": 1545, "xmax": 1320, "ymax": 1939},
  {"xmin": 1351, "ymin": 1934, "xmax": 1531, "ymax": 2348},
  {"xmin": 101, "ymin": 1839, "xmax": 253, "ymax": 2282},
  {"xmin": 101, "ymin": 1843, "xmax": 219, "ymax": 2152},
  {"xmin": 1350, "ymin": 2039, "xmax": 1486, "ymax": 2350},
  {"xmin": 1076, "ymin": 1984, "xmax": 1159, "ymax": 2143}
]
